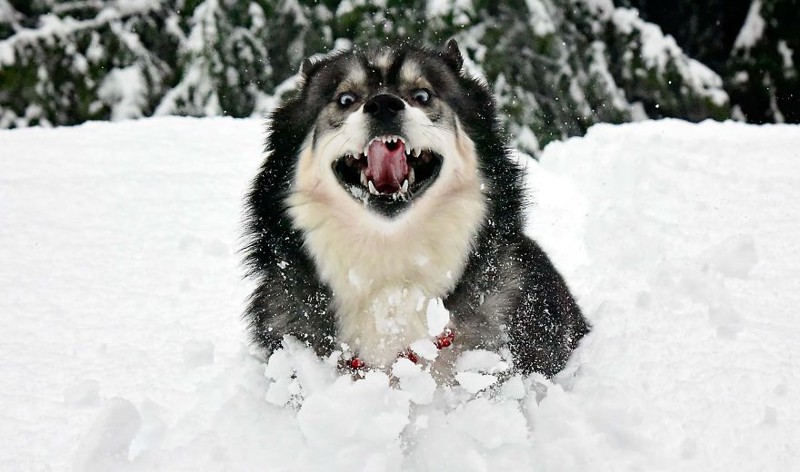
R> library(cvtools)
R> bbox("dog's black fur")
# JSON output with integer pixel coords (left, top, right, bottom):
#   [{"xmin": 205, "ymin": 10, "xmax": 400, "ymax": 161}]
[{"xmin": 243, "ymin": 41, "xmax": 589, "ymax": 377}]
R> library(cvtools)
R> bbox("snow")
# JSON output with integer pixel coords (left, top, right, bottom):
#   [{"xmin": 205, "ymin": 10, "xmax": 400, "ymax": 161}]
[
  {"xmin": 154, "ymin": 1, "xmax": 222, "ymax": 117},
  {"xmin": 777, "ymin": 40, "xmax": 796, "ymax": 77},
  {"xmin": 454, "ymin": 350, "xmax": 507, "ymax": 374},
  {"xmin": 611, "ymin": 8, "xmax": 728, "ymax": 107},
  {"xmin": 734, "ymin": 0, "xmax": 765, "ymax": 51},
  {"xmin": 98, "ymin": 65, "xmax": 148, "ymax": 121},
  {"xmin": 2, "ymin": 117, "xmax": 800, "ymax": 471},
  {"xmin": 392, "ymin": 358, "xmax": 437, "ymax": 404},
  {"xmin": 0, "ymin": 0, "xmax": 15, "ymax": 24},
  {"xmin": 588, "ymin": 40, "xmax": 630, "ymax": 111},
  {"xmin": 0, "ymin": 1, "xmax": 158, "ymax": 65},
  {"xmin": 424, "ymin": 297, "xmax": 450, "ymax": 336},
  {"xmin": 408, "ymin": 339, "xmax": 439, "ymax": 361},
  {"xmin": 455, "ymin": 371, "xmax": 498, "ymax": 394},
  {"xmin": 526, "ymin": 0, "xmax": 556, "ymax": 37},
  {"xmin": 423, "ymin": 0, "xmax": 472, "ymax": 25}
]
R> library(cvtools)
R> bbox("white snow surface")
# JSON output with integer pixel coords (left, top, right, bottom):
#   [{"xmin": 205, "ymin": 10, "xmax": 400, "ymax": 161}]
[{"xmin": 1, "ymin": 117, "xmax": 799, "ymax": 471}]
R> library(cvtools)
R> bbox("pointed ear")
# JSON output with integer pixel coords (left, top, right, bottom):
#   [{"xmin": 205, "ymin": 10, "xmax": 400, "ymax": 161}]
[
  {"xmin": 299, "ymin": 58, "xmax": 314, "ymax": 78},
  {"xmin": 441, "ymin": 38, "xmax": 464, "ymax": 72}
]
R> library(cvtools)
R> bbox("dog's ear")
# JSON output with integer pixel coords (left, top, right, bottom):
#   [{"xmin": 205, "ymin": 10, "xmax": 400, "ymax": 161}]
[
  {"xmin": 300, "ymin": 58, "xmax": 314, "ymax": 79},
  {"xmin": 298, "ymin": 57, "xmax": 318, "ymax": 89},
  {"xmin": 441, "ymin": 38, "xmax": 464, "ymax": 72}
]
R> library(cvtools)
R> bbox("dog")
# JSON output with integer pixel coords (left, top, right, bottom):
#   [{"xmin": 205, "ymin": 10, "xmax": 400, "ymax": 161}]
[{"xmin": 243, "ymin": 39, "xmax": 589, "ymax": 377}]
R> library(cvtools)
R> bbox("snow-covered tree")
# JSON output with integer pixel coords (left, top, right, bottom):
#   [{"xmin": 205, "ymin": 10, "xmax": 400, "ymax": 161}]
[
  {"xmin": 727, "ymin": 0, "xmax": 799, "ymax": 123},
  {"xmin": 0, "ymin": 0, "xmax": 735, "ymax": 153},
  {"xmin": 0, "ymin": 1, "xmax": 176, "ymax": 127},
  {"xmin": 620, "ymin": 0, "xmax": 798, "ymax": 124}
]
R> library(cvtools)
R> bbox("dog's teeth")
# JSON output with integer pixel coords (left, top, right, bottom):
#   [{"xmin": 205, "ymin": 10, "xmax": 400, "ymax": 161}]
[
  {"xmin": 413, "ymin": 148, "xmax": 421, "ymax": 158},
  {"xmin": 368, "ymin": 181, "xmax": 379, "ymax": 195},
  {"xmin": 401, "ymin": 179, "xmax": 409, "ymax": 193},
  {"xmin": 408, "ymin": 167, "xmax": 415, "ymax": 185},
  {"xmin": 363, "ymin": 144, "xmax": 370, "ymax": 156},
  {"xmin": 360, "ymin": 170, "xmax": 368, "ymax": 187}
]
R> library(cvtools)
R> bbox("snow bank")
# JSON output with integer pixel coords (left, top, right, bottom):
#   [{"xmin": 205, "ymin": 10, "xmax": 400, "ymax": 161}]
[{"xmin": 1, "ymin": 117, "xmax": 799, "ymax": 471}]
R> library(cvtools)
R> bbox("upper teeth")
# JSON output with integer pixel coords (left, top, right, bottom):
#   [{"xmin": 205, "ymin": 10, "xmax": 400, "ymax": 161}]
[
  {"xmin": 366, "ymin": 135, "xmax": 403, "ymax": 147},
  {"xmin": 356, "ymin": 136, "xmax": 428, "ymax": 160}
]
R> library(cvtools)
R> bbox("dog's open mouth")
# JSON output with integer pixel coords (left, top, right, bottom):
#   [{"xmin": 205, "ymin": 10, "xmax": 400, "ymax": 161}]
[{"xmin": 332, "ymin": 135, "xmax": 443, "ymax": 210}]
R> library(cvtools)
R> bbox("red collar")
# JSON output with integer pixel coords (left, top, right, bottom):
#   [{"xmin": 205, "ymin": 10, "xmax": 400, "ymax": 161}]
[{"xmin": 345, "ymin": 328, "xmax": 455, "ymax": 370}]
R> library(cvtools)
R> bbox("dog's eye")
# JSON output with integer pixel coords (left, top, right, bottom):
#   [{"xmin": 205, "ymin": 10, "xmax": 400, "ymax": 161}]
[
  {"xmin": 337, "ymin": 92, "xmax": 357, "ymax": 108},
  {"xmin": 412, "ymin": 89, "xmax": 432, "ymax": 105}
]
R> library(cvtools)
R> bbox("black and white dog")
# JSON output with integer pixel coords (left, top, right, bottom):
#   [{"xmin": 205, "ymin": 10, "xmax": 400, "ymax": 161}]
[{"xmin": 243, "ymin": 40, "xmax": 589, "ymax": 377}]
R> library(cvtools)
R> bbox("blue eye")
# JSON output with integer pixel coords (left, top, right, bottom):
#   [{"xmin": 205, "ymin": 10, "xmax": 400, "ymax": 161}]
[
  {"xmin": 412, "ymin": 89, "xmax": 431, "ymax": 104},
  {"xmin": 338, "ymin": 92, "xmax": 357, "ymax": 107}
]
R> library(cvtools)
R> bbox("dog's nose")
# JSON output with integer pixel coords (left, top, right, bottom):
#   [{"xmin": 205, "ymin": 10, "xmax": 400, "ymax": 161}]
[{"xmin": 364, "ymin": 94, "xmax": 405, "ymax": 121}]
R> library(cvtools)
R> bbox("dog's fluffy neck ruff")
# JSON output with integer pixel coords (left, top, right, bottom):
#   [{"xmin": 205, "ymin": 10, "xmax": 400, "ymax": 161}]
[{"xmin": 287, "ymin": 127, "xmax": 486, "ymax": 365}]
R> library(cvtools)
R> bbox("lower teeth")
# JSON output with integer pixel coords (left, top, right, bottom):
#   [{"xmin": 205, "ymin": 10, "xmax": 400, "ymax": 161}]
[{"xmin": 366, "ymin": 180, "xmax": 410, "ymax": 196}]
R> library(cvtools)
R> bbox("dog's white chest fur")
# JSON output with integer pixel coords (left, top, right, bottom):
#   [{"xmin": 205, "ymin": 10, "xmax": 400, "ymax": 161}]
[{"xmin": 288, "ymin": 125, "xmax": 486, "ymax": 365}]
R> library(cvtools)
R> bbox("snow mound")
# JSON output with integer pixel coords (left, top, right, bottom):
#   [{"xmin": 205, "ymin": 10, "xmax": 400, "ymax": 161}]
[{"xmin": 1, "ymin": 117, "xmax": 799, "ymax": 471}]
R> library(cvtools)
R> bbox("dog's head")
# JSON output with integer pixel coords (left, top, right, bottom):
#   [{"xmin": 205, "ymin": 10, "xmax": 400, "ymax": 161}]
[{"xmin": 278, "ymin": 40, "xmax": 495, "ymax": 219}]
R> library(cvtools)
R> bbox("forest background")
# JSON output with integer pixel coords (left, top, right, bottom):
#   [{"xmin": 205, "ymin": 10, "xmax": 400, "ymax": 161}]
[{"xmin": 0, "ymin": 0, "xmax": 796, "ymax": 154}]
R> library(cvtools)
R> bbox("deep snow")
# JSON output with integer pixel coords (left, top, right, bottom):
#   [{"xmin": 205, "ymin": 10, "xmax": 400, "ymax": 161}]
[{"xmin": 1, "ymin": 117, "xmax": 799, "ymax": 471}]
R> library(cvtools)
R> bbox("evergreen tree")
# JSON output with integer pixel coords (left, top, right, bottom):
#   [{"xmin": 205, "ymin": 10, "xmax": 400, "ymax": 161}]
[
  {"xmin": 619, "ymin": 0, "xmax": 798, "ymax": 124},
  {"xmin": 0, "ymin": 1, "xmax": 178, "ymax": 127},
  {"xmin": 728, "ymin": 0, "xmax": 799, "ymax": 123},
  {"xmin": 0, "ymin": 0, "xmax": 733, "ymax": 153}
]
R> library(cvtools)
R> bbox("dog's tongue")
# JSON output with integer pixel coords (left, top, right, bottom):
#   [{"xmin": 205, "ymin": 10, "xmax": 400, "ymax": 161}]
[{"xmin": 366, "ymin": 140, "xmax": 408, "ymax": 194}]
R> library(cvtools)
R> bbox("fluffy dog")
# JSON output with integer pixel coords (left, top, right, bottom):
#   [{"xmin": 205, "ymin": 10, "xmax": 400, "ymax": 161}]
[{"xmin": 243, "ymin": 40, "xmax": 589, "ymax": 376}]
